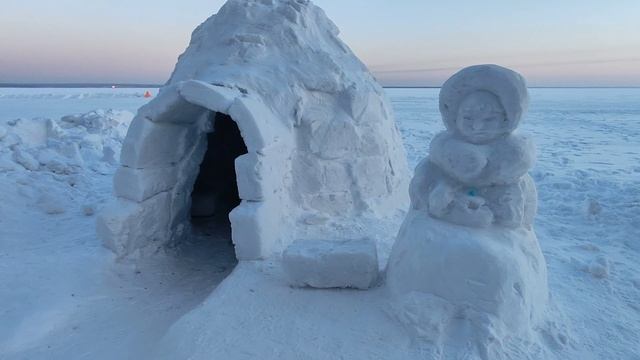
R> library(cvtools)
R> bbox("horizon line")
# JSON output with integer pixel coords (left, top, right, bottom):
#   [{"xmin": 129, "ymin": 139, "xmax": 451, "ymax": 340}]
[
  {"xmin": 0, "ymin": 83, "xmax": 164, "ymax": 88},
  {"xmin": 1, "ymin": 83, "xmax": 640, "ymax": 89}
]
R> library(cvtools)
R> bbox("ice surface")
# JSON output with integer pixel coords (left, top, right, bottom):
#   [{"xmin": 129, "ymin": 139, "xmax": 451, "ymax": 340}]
[
  {"xmin": 0, "ymin": 88, "xmax": 155, "ymax": 121},
  {"xmin": 1, "ymin": 84, "xmax": 639, "ymax": 359},
  {"xmin": 283, "ymin": 239, "xmax": 379, "ymax": 289}
]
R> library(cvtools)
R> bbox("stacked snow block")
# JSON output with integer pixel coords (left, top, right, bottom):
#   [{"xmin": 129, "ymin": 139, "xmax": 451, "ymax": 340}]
[{"xmin": 283, "ymin": 239, "xmax": 379, "ymax": 290}]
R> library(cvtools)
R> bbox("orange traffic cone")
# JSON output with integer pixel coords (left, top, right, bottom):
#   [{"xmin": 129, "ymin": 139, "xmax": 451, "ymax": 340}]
[{"xmin": 144, "ymin": 90, "xmax": 153, "ymax": 98}]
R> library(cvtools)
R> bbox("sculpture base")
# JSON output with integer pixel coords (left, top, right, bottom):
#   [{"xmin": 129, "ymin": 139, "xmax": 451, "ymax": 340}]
[{"xmin": 386, "ymin": 211, "xmax": 548, "ymax": 336}]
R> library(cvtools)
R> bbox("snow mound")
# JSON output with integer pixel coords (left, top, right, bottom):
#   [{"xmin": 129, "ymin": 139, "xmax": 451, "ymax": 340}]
[
  {"xmin": 0, "ymin": 110, "xmax": 132, "ymax": 218},
  {"xmin": 386, "ymin": 65, "xmax": 549, "ymax": 358},
  {"xmin": 0, "ymin": 90, "xmax": 151, "ymax": 100},
  {"xmin": 0, "ymin": 110, "xmax": 132, "ymax": 176},
  {"xmin": 388, "ymin": 215, "xmax": 547, "ymax": 331},
  {"xmin": 99, "ymin": 0, "xmax": 410, "ymax": 260}
]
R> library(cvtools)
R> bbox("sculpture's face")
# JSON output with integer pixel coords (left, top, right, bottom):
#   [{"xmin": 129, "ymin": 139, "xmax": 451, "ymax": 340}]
[{"xmin": 456, "ymin": 91, "xmax": 509, "ymax": 143}]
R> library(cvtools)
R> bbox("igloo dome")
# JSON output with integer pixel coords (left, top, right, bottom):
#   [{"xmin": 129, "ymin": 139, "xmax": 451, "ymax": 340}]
[{"xmin": 97, "ymin": 0, "xmax": 410, "ymax": 260}]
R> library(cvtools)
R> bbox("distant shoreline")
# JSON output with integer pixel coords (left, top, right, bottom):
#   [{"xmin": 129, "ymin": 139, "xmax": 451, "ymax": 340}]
[
  {"xmin": 1, "ymin": 83, "xmax": 639, "ymax": 89},
  {"xmin": 0, "ymin": 83, "xmax": 163, "ymax": 88},
  {"xmin": 383, "ymin": 86, "xmax": 640, "ymax": 89}
]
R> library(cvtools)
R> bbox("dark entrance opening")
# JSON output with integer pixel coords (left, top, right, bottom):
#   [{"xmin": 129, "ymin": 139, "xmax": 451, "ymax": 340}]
[
  {"xmin": 186, "ymin": 112, "xmax": 247, "ymax": 266},
  {"xmin": 191, "ymin": 112, "xmax": 248, "ymax": 222}
]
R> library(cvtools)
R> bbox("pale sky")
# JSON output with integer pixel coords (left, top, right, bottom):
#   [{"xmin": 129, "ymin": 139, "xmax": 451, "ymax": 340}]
[{"xmin": 1, "ymin": 0, "xmax": 639, "ymax": 86}]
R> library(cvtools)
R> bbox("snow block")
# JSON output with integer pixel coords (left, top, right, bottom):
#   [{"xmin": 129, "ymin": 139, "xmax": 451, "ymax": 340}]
[
  {"xmin": 235, "ymin": 153, "xmax": 264, "ymax": 201},
  {"xmin": 308, "ymin": 111, "xmax": 359, "ymax": 160},
  {"xmin": 228, "ymin": 96, "xmax": 286, "ymax": 152},
  {"xmin": 178, "ymin": 80, "xmax": 239, "ymax": 114},
  {"xmin": 120, "ymin": 117, "xmax": 195, "ymax": 168},
  {"xmin": 339, "ymin": 85, "xmax": 369, "ymax": 120},
  {"xmin": 235, "ymin": 141, "xmax": 291, "ymax": 201},
  {"xmin": 114, "ymin": 166, "xmax": 178, "ymax": 202},
  {"xmin": 138, "ymin": 85, "xmax": 206, "ymax": 125},
  {"xmin": 353, "ymin": 156, "xmax": 389, "ymax": 199},
  {"xmin": 229, "ymin": 201, "xmax": 282, "ymax": 260},
  {"xmin": 283, "ymin": 239, "xmax": 379, "ymax": 289},
  {"xmin": 321, "ymin": 161, "xmax": 351, "ymax": 192},
  {"xmin": 97, "ymin": 192, "xmax": 172, "ymax": 257},
  {"xmin": 12, "ymin": 148, "xmax": 39, "ymax": 171}
]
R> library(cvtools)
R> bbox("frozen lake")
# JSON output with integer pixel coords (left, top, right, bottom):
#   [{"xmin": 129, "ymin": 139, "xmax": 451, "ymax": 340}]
[{"xmin": 1, "ymin": 87, "xmax": 639, "ymax": 359}]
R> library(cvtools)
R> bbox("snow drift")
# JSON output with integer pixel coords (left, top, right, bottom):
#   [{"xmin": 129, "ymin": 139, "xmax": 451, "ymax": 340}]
[
  {"xmin": 0, "ymin": 110, "xmax": 131, "ymax": 177},
  {"xmin": 97, "ymin": 0, "xmax": 409, "ymax": 260}
]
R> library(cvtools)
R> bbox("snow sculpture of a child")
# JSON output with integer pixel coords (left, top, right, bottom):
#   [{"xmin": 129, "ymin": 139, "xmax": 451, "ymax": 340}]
[
  {"xmin": 411, "ymin": 67, "xmax": 537, "ymax": 229},
  {"xmin": 386, "ymin": 65, "xmax": 549, "ymax": 352}
]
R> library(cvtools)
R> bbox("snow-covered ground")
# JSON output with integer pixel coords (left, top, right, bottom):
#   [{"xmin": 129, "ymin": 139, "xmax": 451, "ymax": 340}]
[{"xmin": 1, "ymin": 87, "xmax": 639, "ymax": 359}]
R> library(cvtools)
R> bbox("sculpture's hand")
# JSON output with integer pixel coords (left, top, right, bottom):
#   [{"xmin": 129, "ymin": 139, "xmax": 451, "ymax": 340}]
[
  {"xmin": 449, "ymin": 194, "xmax": 494, "ymax": 228},
  {"xmin": 428, "ymin": 182, "xmax": 455, "ymax": 218}
]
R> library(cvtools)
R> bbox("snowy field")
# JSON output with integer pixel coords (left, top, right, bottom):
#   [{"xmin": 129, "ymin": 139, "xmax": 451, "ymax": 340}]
[{"xmin": 1, "ymin": 87, "xmax": 639, "ymax": 359}]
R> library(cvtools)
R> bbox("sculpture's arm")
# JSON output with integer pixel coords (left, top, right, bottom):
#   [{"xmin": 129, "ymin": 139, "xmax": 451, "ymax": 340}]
[
  {"xmin": 427, "ymin": 181, "xmax": 494, "ymax": 228},
  {"xmin": 428, "ymin": 182, "xmax": 455, "ymax": 218},
  {"xmin": 429, "ymin": 133, "xmax": 488, "ymax": 184},
  {"xmin": 480, "ymin": 134, "xmax": 536, "ymax": 185}
]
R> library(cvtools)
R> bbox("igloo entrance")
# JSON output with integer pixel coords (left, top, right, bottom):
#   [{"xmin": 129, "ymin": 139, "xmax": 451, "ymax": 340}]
[
  {"xmin": 98, "ymin": 81, "xmax": 295, "ymax": 260},
  {"xmin": 190, "ymin": 112, "xmax": 247, "ymax": 252}
]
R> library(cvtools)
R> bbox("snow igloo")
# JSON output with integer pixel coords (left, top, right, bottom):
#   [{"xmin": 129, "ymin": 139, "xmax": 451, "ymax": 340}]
[{"xmin": 97, "ymin": 0, "xmax": 409, "ymax": 260}]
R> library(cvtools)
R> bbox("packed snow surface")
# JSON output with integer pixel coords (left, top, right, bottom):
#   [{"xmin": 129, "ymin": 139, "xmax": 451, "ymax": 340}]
[{"xmin": 1, "ymin": 87, "xmax": 639, "ymax": 359}]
